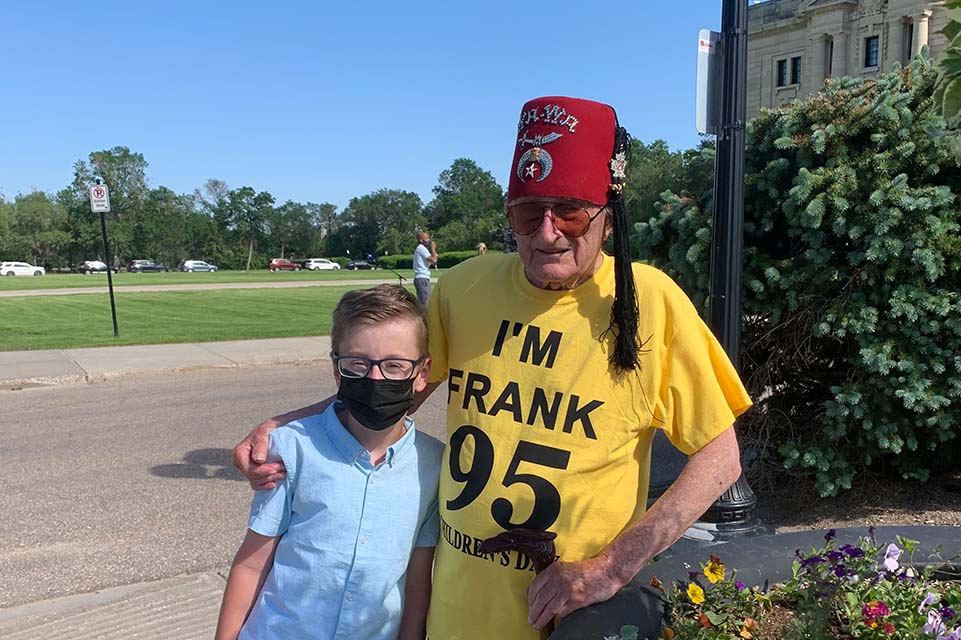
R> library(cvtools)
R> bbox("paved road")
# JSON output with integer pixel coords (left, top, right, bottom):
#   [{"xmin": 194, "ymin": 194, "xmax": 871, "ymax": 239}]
[
  {"xmin": 0, "ymin": 278, "xmax": 419, "ymax": 297},
  {"xmin": 0, "ymin": 365, "xmax": 449, "ymax": 608}
]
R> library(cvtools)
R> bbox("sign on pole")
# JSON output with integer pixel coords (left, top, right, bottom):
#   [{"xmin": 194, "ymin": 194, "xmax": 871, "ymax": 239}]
[
  {"xmin": 90, "ymin": 181, "xmax": 119, "ymax": 337},
  {"xmin": 89, "ymin": 184, "xmax": 111, "ymax": 212},
  {"xmin": 696, "ymin": 28, "xmax": 721, "ymax": 135}
]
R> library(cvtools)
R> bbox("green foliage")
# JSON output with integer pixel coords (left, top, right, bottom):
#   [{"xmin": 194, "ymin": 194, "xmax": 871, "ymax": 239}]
[
  {"xmin": 425, "ymin": 158, "xmax": 506, "ymax": 251},
  {"xmin": 622, "ymin": 139, "xmax": 716, "ymax": 259},
  {"xmin": 635, "ymin": 56, "xmax": 961, "ymax": 496},
  {"xmin": 935, "ymin": 2, "xmax": 961, "ymax": 133},
  {"xmin": 435, "ymin": 250, "xmax": 481, "ymax": 268},
  {"xmin": 660, "ymin": 531, "xmax": 961, "ymax": 639},
  {"xmin": 379, "ymin": 254, "xmax": 413, "ymax": 270},
  {"xmin": 658, "ymin": 555, "xmax": 766, "ymax": 639}
]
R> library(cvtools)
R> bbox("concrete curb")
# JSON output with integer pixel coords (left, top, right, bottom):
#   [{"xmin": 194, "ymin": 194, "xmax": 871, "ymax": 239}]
[
  {"xmin": 0, "ymin": 570, "xmax": 229, "ymax": 639},
  {"xmin": 1, "ymin": 336, "xmax": 333, "ymax": 389}
]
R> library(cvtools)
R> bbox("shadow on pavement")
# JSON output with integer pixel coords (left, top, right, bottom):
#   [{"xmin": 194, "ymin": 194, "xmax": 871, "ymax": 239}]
[{"xmin": 150, "ymin": 447, "xmax": 244, "ymax": 481}]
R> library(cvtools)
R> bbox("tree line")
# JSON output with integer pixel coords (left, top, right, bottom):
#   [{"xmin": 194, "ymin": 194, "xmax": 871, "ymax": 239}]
[{"xmin": 0, "ymin": 140, "xmax": 712, "ymax": 271}]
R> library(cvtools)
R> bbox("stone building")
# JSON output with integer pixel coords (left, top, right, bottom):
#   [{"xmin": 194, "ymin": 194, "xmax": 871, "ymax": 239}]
[{"xmin": 747, "ymin": 0, "xmax": 950, "ymax": 118}]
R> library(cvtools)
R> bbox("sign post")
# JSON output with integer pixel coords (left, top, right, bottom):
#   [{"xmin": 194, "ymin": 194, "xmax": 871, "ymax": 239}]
[{"xmin": 89, "ymin": 181, "xmax": 119, "ymax": 337}]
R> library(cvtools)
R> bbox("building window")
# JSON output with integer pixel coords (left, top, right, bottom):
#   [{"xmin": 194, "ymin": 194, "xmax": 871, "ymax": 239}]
[
  {"xmin": 791, "ymin": 56, "xmax": 802, "ymax": 84},
  {"xmin": 864, "ymin": 35, "xmax": 880, "ymax": 68},
  {"xmin": 826, "ymin": 38, "xmax": 834, "ymax": 77},
  {"xmin": 776, "ymin": 59, "xmax": 788, "ymax": 87},
  {"xmin": 903, "ymin": 20, "xmax": 914, "ymax": 63}
]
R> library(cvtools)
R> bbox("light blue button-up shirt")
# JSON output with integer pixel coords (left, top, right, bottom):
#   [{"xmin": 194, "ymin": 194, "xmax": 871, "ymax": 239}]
[{"xmin": 239, "ymin": 404, "xmax": 443, "ymax": 640}]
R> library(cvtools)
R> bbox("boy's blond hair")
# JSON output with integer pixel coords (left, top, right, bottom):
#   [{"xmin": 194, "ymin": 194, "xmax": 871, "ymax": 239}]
[{"xmin": 331, "ymin": 285, "xmax": 428, "ymax": 355}]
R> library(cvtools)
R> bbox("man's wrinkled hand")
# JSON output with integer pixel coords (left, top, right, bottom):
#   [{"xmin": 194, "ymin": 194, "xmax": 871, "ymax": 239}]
[
  {"xmin": 232, "ymin": 418, "xmax": 286, "ymax": 490},
  {"xmin": 526, "ymin": 556, "xmax": 624, "ymax": 631}
]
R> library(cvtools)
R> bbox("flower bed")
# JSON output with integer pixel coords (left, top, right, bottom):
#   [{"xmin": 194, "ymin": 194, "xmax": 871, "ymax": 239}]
[{"xmin": 654, "ymin": 528, "xmax": 961, "ymax": 639}]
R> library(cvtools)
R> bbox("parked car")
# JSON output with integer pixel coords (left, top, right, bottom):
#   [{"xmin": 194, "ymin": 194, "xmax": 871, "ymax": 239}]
[
  {"xmin": 1, "ymin": 261, "xmax": 45, "ymax": 276},
  {"xmin": 346, "ymin": 260, "xmax": 376, "ymax": 270},
  {"xmin": 77, "ymin": 260, "xmax": 116, "ymax": 275},
  {"xmin": 179, "ymin": 260, "xmax": 219, "ymax": 272},
  {"xmin": 303, "ymin": 258, "xmax": 340, "ymax": 271},
  {"xmin": 268, "ymin": 258, "xmax": 301, "ymax": 272},
  {"xmin": 127, "ymin": 260, "xmax": 168, "ymax": 273}
]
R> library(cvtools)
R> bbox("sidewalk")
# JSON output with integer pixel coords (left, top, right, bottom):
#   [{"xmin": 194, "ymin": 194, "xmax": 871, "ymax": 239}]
[
  {"xmin": 0, "ymin": 336, "xmax": 339, "ymax": 635},
  {"xmin": 0, "ymin": 336, "xmax": 333, "ymax": 387},
  {"xmin": 0, "ymin": 570, "xmax": 229, "ymax": 640}
]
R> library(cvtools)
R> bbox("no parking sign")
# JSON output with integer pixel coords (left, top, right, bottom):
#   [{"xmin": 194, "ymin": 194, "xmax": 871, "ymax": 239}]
[{"xmin": 89, "ymin": 184, "xmax": 111, "ymax": 213}]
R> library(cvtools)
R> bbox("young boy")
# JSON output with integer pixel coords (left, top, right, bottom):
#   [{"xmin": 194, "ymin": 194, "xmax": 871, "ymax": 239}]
[{"xmin": 215, "ymin": 284, "xmax": 443, "ymax": 640}]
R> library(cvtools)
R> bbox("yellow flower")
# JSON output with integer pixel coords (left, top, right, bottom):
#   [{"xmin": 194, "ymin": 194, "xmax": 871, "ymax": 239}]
[
  {"xmin": 739, "ymin": 627, "xmax": 753, "ymax": 639},
  {"xmin": 687, "ymin": 582, "xmax": 705, "ymax": 604},
  {"xmin": 704, "ymin": 555, "xmax": 726, "ymax": 584}
]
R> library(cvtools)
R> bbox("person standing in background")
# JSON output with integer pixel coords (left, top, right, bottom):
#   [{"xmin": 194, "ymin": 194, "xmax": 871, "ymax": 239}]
[{"xmin": 412, "ymin": 231, "xmax": 437, "ymax": 307}]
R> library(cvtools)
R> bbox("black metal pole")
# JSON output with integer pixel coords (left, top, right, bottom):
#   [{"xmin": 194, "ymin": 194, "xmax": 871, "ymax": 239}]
[
  {"xmin": 99, "ymin": 210, "xmax": 120, "ymax": 337},
  {"xmin": 702, "ymin": 0, "xmax": 760, "ymax": 534}
]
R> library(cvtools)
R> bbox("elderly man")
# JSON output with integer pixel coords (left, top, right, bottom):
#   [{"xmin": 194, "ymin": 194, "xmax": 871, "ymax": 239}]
[{"xmin": 234, "ymin": 96, "xmax": 750, "ymax": 639}]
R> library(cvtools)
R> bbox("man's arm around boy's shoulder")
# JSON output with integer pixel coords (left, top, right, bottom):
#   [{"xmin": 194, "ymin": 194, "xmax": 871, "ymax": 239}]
[
  {"xmin": 214, "ymin": 530, "xmax": 279, "ymax": 640},
  {"xmin": 398, "ymin": 546, "xmax": 434, "ymax": 640}
]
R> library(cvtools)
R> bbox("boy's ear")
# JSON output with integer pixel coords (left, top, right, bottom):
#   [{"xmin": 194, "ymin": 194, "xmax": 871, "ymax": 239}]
[
  {"xmin": 413, "ymin": 357, "xmax": 431, "ymax": 393},
  {"xmin": 330, "ymin": 355, "xmax": 341, "ymax": 387}
]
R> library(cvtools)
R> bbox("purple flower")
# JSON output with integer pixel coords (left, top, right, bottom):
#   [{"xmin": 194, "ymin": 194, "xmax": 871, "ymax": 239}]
[
  {"xmin": 883, "ymin": 543, "xmax": 902, "ymax": 572},
  {"xmin": 925, "ymin": 611, "xmax": 945, "ymax": 636},
  {"xmin": 827, "ymin": 550, "xmax": 845, "ymax": 562},
  {"xmin": 919, "ymin": 592, "xmax": 940, "ymax": 614},
  {"xmin": 833, "ymin": 563, "xmax": 848, "ymax": 578},
  {"xmin": 868, "ymin": 526, "xmax": 876, "ymax": 542},
  {"xmin": 825, "ymin": 528, "xmax": 837, "ymax": 542},
  {"xmin": 687, "ymin": 570, "xmax": 699, "ymax": 580},
  {"xmin": 735, "ymin": 581, "xmax": 745, "ymax": 591},
  {"xmin": 841, "ymin": 544, "xmax": 865, "ymax": 558},
  {"xmin": 800, "ymin": 555, "xmax": 826, "ymax": 568},
  {"xmin": 940, "ymin": 607, "xmax": 958, "ymax": 621}
]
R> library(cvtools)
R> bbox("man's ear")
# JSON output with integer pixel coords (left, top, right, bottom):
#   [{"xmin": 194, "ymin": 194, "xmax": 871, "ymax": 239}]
[{"xmin": 601, "ymin": 211, "xmax": 613, "ymax": 242}]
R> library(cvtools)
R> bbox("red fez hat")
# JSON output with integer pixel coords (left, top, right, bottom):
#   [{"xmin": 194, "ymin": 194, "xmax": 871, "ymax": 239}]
[{"xmin": 507, "ymin": 96, "xmax": 622, "ymax": 206}]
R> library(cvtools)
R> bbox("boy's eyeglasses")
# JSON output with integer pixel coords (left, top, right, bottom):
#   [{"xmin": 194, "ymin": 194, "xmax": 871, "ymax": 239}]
[
  {"xmin": 332, "ymin": 354, "xmax": 423, "ymax": 380},
  {"xmin": 508, "ymin": 202, "xmax": 607, "ymax": 238}
]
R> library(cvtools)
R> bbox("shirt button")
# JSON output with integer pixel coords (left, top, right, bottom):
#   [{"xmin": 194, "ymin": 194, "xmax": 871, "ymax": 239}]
[
  {"xmin": 361, "ymin": 536, "xmax": 368, "ymax": 544},
  {"xmin": 346, "ymin": 592, "xmax": 354, "ymax": 601}
]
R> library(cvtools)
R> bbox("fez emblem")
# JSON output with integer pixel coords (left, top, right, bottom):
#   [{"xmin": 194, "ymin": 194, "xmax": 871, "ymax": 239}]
[
  {"xmin": 516, "ymin": 132, "xmax": 562, "ymax": 183},
  {"xmin": 610, "ymin": 151, "xmax": 627, "ymax": 179}
]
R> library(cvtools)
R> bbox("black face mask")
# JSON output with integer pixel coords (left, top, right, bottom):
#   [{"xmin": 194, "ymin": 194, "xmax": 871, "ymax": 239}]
[{"xmin": 337, "ymin": 376, "xmax": 415, "ymax": 431}]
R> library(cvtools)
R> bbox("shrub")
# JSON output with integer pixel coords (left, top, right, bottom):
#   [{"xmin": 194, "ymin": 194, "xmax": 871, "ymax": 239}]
[
  {"xmin": 436, "ymin": 250, "xmax": 482, "ymax": 268},
  {"xmin": 379, "ymin": 254, "xmax": 412, "ymax": 270},
  {"xmin": 634, "ymin": 55, "xmax": 961, "ymax": 496}
]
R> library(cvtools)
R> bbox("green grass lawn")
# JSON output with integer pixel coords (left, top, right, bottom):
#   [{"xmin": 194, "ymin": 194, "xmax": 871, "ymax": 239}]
[
  {"xmin": 0, "ymin": 268, "xmax": 427, "ymax": 291},
  {"xmin": 0, "ymin": 285, "xmax": 408, "ymax": 350}
]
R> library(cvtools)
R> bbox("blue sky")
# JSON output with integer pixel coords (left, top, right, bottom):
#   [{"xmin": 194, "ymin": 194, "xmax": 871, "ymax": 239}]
[{"xmin": 2, "ymin": 1, "xmax": 724, "ymax": 210}]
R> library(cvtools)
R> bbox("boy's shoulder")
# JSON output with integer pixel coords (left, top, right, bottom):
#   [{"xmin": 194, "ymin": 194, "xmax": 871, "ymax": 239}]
[{"xmin": 267, "ymin": 410, "xmax": 332, "ymax": 459}]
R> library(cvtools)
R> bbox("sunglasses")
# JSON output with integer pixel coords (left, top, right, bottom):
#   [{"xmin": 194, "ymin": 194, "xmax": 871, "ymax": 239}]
[{"xmin": 508, "ymin": 202, "xmax": 607, "ymax": 238}]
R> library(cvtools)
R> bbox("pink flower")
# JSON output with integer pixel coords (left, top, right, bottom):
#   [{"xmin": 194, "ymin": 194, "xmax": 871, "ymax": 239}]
[
  {"xmin": 883, "ymin": 543, "xmax": 902, "ymax": 572},
  {"xmin": 863, "ymin": 600, "xmax": 891, "ymax": 619}
]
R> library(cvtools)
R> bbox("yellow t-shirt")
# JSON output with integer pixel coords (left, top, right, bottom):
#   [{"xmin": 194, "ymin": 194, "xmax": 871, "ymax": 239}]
[{"xmin": 425, "ymin": 253, "xmax": 751, "ymax": 640}]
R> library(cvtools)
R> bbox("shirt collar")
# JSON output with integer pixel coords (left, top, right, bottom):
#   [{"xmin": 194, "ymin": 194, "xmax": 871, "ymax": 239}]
[{"xmin": 325, "ymin": 404, "xmax": 416, "ymax": 468}]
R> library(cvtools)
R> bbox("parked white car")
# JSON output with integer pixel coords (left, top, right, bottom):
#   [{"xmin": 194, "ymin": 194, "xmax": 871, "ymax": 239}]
[
  {"xmin": 304, "ymin": 258, "xmax": 340, "ymax": 271},
  {"xmin": 1, "ymin": 261, "xmax": 45, "ymax": 276},
  {"xmin": 180, "ymin": 260, "xmax": 219, "ymax": 272}
]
